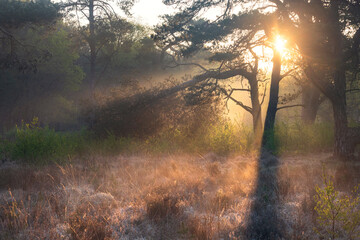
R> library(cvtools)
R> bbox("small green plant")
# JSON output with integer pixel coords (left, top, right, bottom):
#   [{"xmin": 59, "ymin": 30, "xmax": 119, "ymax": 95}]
[{"xmin": 314, "ymin": 171, "xmax": 360, "ymax": 239}]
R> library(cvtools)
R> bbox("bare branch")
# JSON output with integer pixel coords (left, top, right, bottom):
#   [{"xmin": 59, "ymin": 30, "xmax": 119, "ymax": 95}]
[
  {"xmin": 165, "ymin": 60, "xmax": 209, "ymax": 72},
  {"xmin": 232, "ymin": 88, "xmax": 251, "ymax": 92},
  {"xmin": 346, "ymin": 88, "xmax": 360, "ymax": 93},
  {"xmin": 219, "ymin": 87, "xmax": 252, "ymax": 113},
  {"xmin": 280, "ymin": 67, "xmax": 298, "ymax": 81},
  {"xmin": 277, "ymin": 104, "xmax": 304, "ymax": 111},
  {"xmin": 258, "ymin": 78, "xmax": 269, "ymax": 83},
  {"xmin": 260, "ymin": 82, "xmax": 268, "ymax": 105}
]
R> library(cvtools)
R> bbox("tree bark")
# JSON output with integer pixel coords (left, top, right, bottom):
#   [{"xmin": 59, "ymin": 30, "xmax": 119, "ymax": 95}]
[
  {"xmin": 262, "ymin": 49, "xmax": 281, "ymax": 150},
  {"xmin": 249, "ymin": 76, "xmax": 263, "ymax": 145},
  {"xmin": 329, "ymin": 0, "xmax": 352, "ymax": 160},
  {"xmin": 300, "ymin": 0, "xmax": 360, "ymax": 159},
  {"xmin": 301, "ymin": 83, "xmax": 322, "ymax": 124},
  {"xmin": 332, "ymin": 96, "xmax": 350, "ymax": 158},
  {"xmin": 89, "ymin": 0, "xmax": 96, "ymax": 94},
  {"xmin": 88, "ymin": 0, "xmax": 96, "ymax": 126}
]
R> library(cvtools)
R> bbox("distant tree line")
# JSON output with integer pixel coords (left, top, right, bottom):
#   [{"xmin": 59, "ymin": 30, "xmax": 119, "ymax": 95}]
[{"xmin": 0, "ymin": 0, "xmax": 162, "ymax": 129}]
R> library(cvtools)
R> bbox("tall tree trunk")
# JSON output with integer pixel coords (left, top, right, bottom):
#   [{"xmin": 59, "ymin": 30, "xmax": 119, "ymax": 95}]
[
  {"xmin": 89, "ymin": 0, "xmax": 95, "ymax": 93},
  {"xmin": 301, "ymin": 83, "xmax": 322, "ymax": 124},
  {"xmin": 88, "ymin": 0, "xmax": 96, "ymax": 126},
  {"xmin": 262, "ymin": 49, "xmax": 281, "ymax": 150},
  {"xmin": 332, "ymin": 95, "xmax": 350, "ymax": 158},
  {"xmin": 330, "ymin": 0, "xmax": 351, "ymax": 159},
  {"xmin": 303, "ymin": 0, "xmax": 359, "ymax": 159},
  {"xmin": 249, "ymin": 76, "xmax": 263, "ymax": 146}
]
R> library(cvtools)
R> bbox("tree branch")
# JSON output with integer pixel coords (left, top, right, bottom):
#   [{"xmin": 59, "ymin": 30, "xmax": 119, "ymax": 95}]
[
  {"xmin": 232, "ymin": 88, "xmax": 251, "ymax": 92},
  {"xmin": 346, "ymin": 88, "xmax": 360, "ymax": 93},
  {"xmin": 219, "ymin": 87, "xmax": 252, "ymax": 113},
  {"xmin": 277, "ymin": 104, "xmax": 304, "ymax": 111},
  {"xmin": 165, "ymin": 60, "xmax": 209, "ymax": 72},
  {"xmin": 280, "ymin": 67, "xmax": 298, "ymax": 81},
  {"xmin": 260, "ymin": 82, "xmax": 268, "ymax": 105}
]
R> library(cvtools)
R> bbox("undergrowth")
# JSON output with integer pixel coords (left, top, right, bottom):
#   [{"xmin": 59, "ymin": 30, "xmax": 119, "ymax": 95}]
[
  {"xmin": 0, "ymin": 118, "xmax": 335, "ymax": 165},
  {"xmin": 1, "ymin": 118, "xmax": 86, "ymax": 165},
  {"xmin": 314, "ymin": 171, "xmax": 360, "ymax": 239},
  {"xmin": 274, "ymin": 122, "xmax": 334, "ymax": 154}
]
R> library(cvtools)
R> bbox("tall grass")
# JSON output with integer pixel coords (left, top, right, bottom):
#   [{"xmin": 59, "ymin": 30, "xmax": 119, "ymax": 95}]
[
  {"xmin": 144, "ymin": 121, "xmax": 333, "ymax": 156},
  {"xmin": 275, "ymin": 122, "xmax": 334, "ymax": 154},
  {"xmin": 143, "ymin": 120, "xmax": 254, "ymax": 155}
]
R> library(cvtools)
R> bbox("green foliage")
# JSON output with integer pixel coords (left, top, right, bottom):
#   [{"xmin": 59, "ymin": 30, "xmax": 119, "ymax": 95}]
[
  {"xmin": 0, "ymin": 117, "xmax": 337, "ymax": 164},
  {"xmin": 0, "ymin": 0, "xmax": 60, "ymax": 71},
  {"xmin": 314, "ymin": 172, "xmax": 360, "ymax": 239},
  {"xmin": 107, "ymin": 35, "xmax": 159, "ymax": 72},
  {"xmin": 0, "ymin": 0, "xmax": 60, "ymax": 28},
  {"xmin": 5, "ymin": 118, "xmax": 84, "ymax": 165},
  {"xmin": 0, "ymin": 24, "xmax": 84, "ymax": 127},
  {"xmin": 26, "ymin": 26, "xmax": 85, "ymax": 92}
]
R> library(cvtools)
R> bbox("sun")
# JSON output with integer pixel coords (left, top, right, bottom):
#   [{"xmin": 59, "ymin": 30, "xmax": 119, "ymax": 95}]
[{"xmin": 274, "ymin": 35, "xmax": 287, "ymax": 53}]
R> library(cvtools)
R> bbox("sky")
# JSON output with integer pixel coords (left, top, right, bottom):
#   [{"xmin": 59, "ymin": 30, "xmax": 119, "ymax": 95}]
[
  {"xmin": 57, "ymin": 0, "xmax": 174, "ymax": 27},
  {"xmin": 129, "ymin": 0, "xmax": 175, "ymax": 26}
]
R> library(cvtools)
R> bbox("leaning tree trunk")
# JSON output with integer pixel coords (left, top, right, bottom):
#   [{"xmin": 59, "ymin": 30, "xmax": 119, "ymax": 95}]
[{"xmin": 262, "ymin": 49, "xmax": 281, "ymax": 150}]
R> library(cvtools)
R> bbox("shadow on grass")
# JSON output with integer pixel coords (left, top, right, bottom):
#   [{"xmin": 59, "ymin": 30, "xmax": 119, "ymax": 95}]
[{"xmin": 244, "ymin": 149, "xmax": 282, "ymax": 239}]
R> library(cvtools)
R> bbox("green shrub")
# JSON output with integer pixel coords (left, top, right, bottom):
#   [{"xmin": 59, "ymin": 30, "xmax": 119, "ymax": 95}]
[
  {"xmin": 314, "ymin": 172, "xmax": 360, "ymax": 239},
  {"xmin": 7, "ymin": 118, "xmax": 85, "ymax": 165}
]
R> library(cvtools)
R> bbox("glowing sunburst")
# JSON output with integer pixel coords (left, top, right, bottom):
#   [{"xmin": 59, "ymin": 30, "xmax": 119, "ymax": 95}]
[{"xmin": 274, "ymin": 35, "xmax": 287, "ymax": 53}]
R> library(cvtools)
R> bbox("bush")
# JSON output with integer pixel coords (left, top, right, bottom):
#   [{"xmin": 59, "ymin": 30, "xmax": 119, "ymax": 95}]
[
  {"xmin": 314, "ymin": 172, "xmax": 360, "ymax": 239},
  {"xmin": 89, "ymin": 78, "xmax": 223, "ymax": 139},
  {"xmin": 5, "ymin": 118, "xmax": 85, "ymax": 165}
]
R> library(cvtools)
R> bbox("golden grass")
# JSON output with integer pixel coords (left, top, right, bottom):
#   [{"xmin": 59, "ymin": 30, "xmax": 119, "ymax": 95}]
[{"xmin": 0, "ymin": 152, "xmax": 359, "ymax": 239}]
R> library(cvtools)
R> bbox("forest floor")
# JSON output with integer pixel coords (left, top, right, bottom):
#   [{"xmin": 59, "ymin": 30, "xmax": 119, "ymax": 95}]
[{"xmin": 0, "ymin": 152, "xmax": 359, "ymax": 239}]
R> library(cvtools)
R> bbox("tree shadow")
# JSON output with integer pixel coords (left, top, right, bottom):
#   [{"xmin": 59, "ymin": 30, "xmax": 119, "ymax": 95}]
[{"xmin": 243, "ymin": 149, "xmax": 282, "ymax": 239}]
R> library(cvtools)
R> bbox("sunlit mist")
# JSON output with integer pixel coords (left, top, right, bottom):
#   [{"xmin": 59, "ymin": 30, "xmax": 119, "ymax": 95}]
[{"xmin": 274, "ymin": 35, "xmax": 287, "ymax": 54}]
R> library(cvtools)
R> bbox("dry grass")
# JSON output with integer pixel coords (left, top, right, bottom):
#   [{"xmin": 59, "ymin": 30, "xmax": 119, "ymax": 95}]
[{"xmin": 0, "ymin": 152, "xmax": 359, "ymax": 239}]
